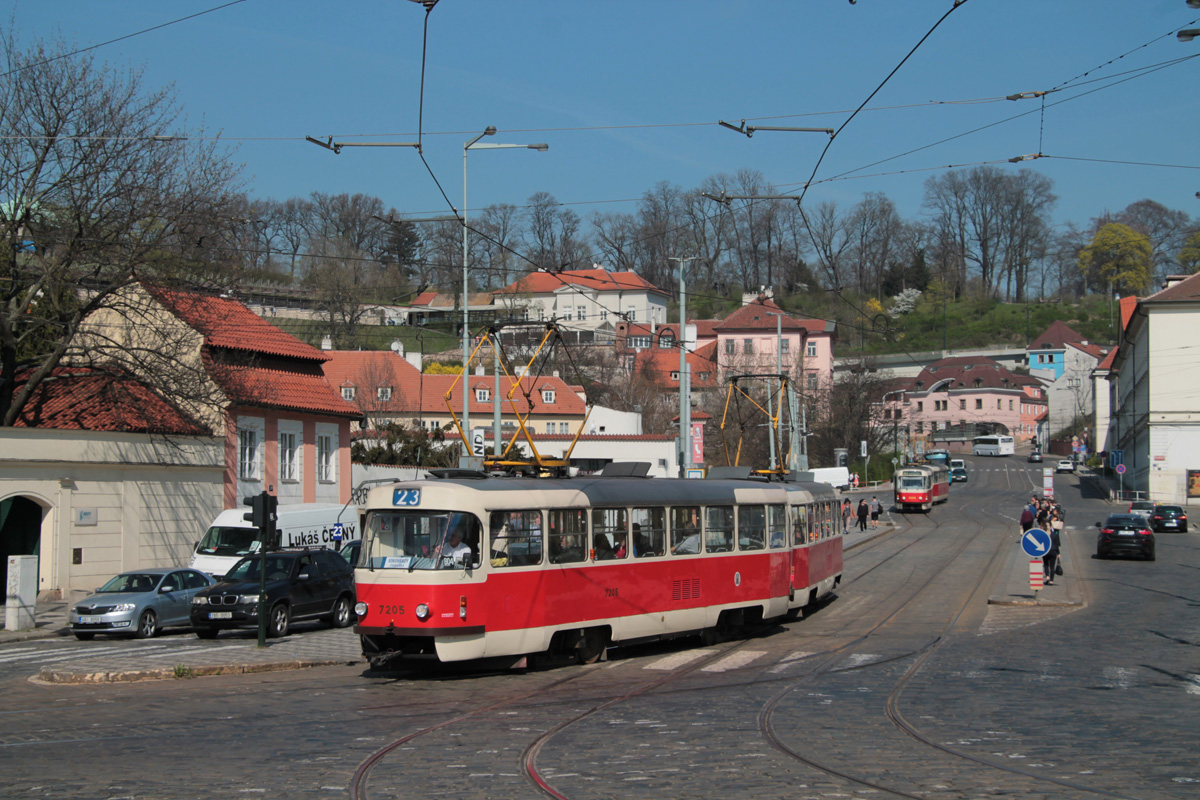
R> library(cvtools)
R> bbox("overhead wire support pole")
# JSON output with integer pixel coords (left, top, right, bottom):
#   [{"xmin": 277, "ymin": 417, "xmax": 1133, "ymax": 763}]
[{"xmin": 668, "ymin": 255, "xmax": 698, "ymax": 477}]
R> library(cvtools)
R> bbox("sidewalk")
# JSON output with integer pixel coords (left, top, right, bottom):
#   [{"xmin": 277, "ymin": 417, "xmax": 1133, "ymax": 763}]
[
  {"xmin": 987, "ymin": 532, "xmax": 1084, "ymax": 608},
  {"xmin": 1, "ymin": 592, "xmax": 363, "ymax": 684}
]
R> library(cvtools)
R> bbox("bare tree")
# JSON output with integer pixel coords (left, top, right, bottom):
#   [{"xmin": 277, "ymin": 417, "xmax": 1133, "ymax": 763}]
[
  {"xmin": 0, "ymin": 32, "xmax": 241, "ymax": 427},
  {"xmin": 805, "ymin": 200, "xmax": 854, "ymax": 290}
]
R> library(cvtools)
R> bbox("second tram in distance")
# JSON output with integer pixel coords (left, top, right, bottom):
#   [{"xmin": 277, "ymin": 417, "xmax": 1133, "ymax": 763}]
[
  {"xmin": 893, "ymin": 462, "xmax": 951, "ymax": 512},
  {"xmin": 352, "ymin": 466, "xmax": 843, "ymax": 667}
]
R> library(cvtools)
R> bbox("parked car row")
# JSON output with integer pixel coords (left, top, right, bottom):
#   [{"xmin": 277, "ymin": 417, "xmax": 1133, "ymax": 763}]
[{"xmin": 69, "ymin": 545, "xmax": 359, "ymax": 641}]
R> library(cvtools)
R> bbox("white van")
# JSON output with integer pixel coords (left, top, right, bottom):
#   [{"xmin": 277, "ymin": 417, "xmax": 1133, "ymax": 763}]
[
  {"xmin": 189, "ymin": 504, "xmax": 360, "ymax": 577},
  {"xmin": 796, "ymin": 466, "xmax": 851, "ymax": 491},
  {"xmin": 949, "ymin": 458, "xmax": 966, "ymax": 471}
]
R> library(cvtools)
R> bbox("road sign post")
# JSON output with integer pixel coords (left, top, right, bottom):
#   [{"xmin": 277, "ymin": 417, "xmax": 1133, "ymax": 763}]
[
  {"xmin": 1021, "ymin": 527, "xmax": 1053, "ymax": 559},
  {"xmin": 1029, "ymin": 559, "xmax": 1044, "ymax": 593}
]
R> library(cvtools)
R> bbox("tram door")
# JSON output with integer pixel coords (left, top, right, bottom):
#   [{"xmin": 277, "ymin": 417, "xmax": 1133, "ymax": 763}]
[{"xmin": 789, "ymin": 504, "xmax": 810, "ymax": 597}]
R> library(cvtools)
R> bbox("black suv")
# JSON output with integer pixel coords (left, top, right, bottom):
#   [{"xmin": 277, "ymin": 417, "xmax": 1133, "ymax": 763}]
[
  {"xmin": 1095, "ymin": 514, "xmax": 1156, "ymax": 561},
  {"xmin": 1149, "ymin": 504, "xmax": 1188, "ymax": 533},
  {"xmin": 190, "ymin": 549, "xmax": 355, "ymax": 638}
]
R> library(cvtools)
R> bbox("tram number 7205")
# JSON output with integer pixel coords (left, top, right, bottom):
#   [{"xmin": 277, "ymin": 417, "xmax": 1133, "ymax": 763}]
[
  {"xmin": 605, "ymin": 587, "xmax": 619, "ymax": 598},
  {"xmin": 377, "ymin": 605, "xmax": 405, "ymax": 616}
]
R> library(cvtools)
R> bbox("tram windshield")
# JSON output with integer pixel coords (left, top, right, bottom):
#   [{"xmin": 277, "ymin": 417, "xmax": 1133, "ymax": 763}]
[
  {"xmin": 899, "ymin": 475, "xmax": 926, "ymax": 490},
  {"xmin": 364, "ymin": 510, "xmax": 481, "ymax": 570}
]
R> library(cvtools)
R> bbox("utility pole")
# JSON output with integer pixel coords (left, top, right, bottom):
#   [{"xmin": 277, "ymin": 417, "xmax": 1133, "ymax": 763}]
[{"xmin": 669, "ymin": 256, "xmax": 697, "ymax": 477}]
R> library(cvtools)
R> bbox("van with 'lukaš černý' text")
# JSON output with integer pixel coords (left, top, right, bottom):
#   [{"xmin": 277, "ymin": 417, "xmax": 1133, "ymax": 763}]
[{"xmin": 190, "ymin": 504, "xmax": 359, "ymax": 577}]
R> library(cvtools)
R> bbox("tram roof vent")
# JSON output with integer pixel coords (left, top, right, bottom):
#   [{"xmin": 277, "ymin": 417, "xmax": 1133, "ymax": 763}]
[
  {"xmin": 598, "ymin": 462, "xmax": 652, "ymax": 478},
  {"xmin": 706, "ymin": 466, "xmax": 755, "ymax": 480},
  {"xmin": 427, "ymin": 468, "xmax": 490, "ymax": 480}
]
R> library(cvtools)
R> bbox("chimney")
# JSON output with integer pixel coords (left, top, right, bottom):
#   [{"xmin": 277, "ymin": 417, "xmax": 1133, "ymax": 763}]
[
  {"xmin": 1163, "ymin": 275, "xmax": 1189, "ymax": 290},
  {"xmin": 320, "ymin": 336, "xmax": 332, "ymax": 351}
]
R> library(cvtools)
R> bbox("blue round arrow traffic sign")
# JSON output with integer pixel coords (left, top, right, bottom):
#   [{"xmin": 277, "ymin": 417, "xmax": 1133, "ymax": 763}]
[{"xmin": 1021, "ymin": 527, "xmax": 1052, "ymax": 558}]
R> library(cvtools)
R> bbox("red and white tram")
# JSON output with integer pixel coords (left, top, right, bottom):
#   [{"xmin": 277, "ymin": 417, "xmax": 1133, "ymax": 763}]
[
  {"xmin": 353, "ymin": 466, "xmax": 843, "ymax": 667},
  {"xmin": 893, "ymin": 463, "xmax": 950, "ymax": 512}
]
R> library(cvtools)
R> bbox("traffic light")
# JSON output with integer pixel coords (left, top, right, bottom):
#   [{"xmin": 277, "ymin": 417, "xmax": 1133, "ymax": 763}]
[
  {"xmin": 242, "ymin": 492, "xmax": 280, "ymax": 549},
  {"xmin": 263, "ymin": 493, "xmax": 279, "ymax": 549},
  {"xmin": 242, "ymin": 493, "xmax": 266, "ymax": 528}
]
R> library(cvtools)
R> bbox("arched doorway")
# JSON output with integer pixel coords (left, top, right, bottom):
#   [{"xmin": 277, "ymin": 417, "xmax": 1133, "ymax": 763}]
[{"xmin": 1, "ymin": 497, "xmax": 44, "ymax": 592}]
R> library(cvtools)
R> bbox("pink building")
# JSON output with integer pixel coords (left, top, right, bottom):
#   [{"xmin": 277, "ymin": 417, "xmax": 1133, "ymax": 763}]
[
  {"xmin": 711, "ymin": 296, "xmax": 837, "ymax": 393},
  {"xmin": 881, "ymin": 356, "xmax": 1047, "ymax": 451}
]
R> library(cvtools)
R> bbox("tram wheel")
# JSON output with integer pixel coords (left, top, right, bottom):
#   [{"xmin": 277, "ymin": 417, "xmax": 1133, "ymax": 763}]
[{"xmin": 575, "ymin": 628, "xmax": 608, "ymax": 664}]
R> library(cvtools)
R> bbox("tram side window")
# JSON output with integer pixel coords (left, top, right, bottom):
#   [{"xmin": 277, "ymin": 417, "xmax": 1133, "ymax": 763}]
[
  {"xmin": 814, "ymin": 504, "xmax": 827, "ymax": 542},
  {"xmin": 549, "ymin": 509, "xmax": 588, "ymax": 564},
  {"xmin": 670, "ymin": 506, "xmax": 702, "ymax": 555},
  {"xmin": 768, "ymin": 504, "xmax": 786, "ymax": 548},
  {"xmin": 592, "ymin": 508, "xmax": 628, "ymax": 560},
  {"xmin": 631, "ymin": 507, "xmax": 665, "ymax": 557},
  {"xmin": 823, "ymin": 502, "xmax": 835, "ymax": 539},
  {"xmin": 489, "ymin": 510, "xmax": 543, "ymax": 567},
  {"xmin": 705, "ymin": 506, "xmax": 734, "ymax": 552},
  {"xmin": 791, "ymin": 505, "xmax": 807, "ymax": 546},
  {"xmin": 739, "ymin": 505, "xmax": 765, "ymax": 551}
]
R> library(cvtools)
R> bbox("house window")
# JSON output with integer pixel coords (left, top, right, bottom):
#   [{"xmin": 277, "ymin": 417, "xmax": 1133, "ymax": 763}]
[
  {"xmin": 238, "ymin": 429, "xmax": 259, "ymax": 481},
  {"xmin": 743, "ymin": 338, "xmax": 754, "ymax": 355},
  {"xmin": 577, "ymin": 307, "xmax": 586, "ymax": 322},
  {"xmin": 377, "ymin": 386, "xmax": 392, "ymax": 401},
  {"xmin": 781, "ymin": 338, "xmax": 790, "ymax": 354},
  {"xmin": 959, "ymin": 399, "xmax": 966, "ymax": 410},
  {"xmin": 670, "ymin": 371, "xmax": 680, "ymax": 380},
  {"xmin": 725, "ymin": 340, "xmax": 735, "ymax": 355},
  {"xmin": 279, "ymin": 432, "xmax": 299, "ymax": 482},
  {"xmin": 916, "ymin": 401, "xmax": 923, "ymax": 412},
  {"xmin": 1009, "ymin": 400, "xmax": 1014, "ymax": 410},
  {"xmin": 660, "ymin": 334, "xmax": 675, "ymax": 349},
  {"xmin": 560, "ymin": 422, "xmax": 570, "ymax": 434},
  {"xmin": 806, "ymin": 373, "xmax": 818, "ymax": 390},
  {"xmin": 997, "ymin": 399, "xmax": 1002, "ymax": 409},
  {"xmin": 316, "ymin": 434, "xmax": 334, "ymax": 483},
  {"xmin": 975, "ymin": 399, "xmax": 983, "ymax": 410},
  {"xmin": 342, "ymin": 386, "xmax": 356, "ymax": 401},
  {"xmin": 542, "ymin": 388, "xmax": 556, "ymax": 404},
  {"xmin": 630, "ymin": 336, "xmax": 650, "ymax": 348},
  {"xmin": 627, "ymin": 306, "xmax": 637, "ymax": 322},
  {"xmin": 600, "ymin": 309, "xmax": 608, "ymax": 321},
  {"xmin": 562, "ymin": 307, "xmax": 573, "ymax": 322},
  {"xmin": 895, "ymin": 409, "xmax": 902, "ymax": 420},
  {"xmin": 915, "ymin": 421, "xmax": 924, "ymax": 433},
  {"xmin": 476, "ymin": 387, "xmax": 490, "ymax": 402},
  {"xmin": 807, "ymin": 341, "xmax": 817, "ymax": 358}
]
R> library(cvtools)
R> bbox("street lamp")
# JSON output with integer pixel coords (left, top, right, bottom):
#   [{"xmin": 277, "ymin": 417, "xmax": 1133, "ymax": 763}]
[{"xmin": 461, "ymin": 128, "xmax": 548, "ymax": 458}]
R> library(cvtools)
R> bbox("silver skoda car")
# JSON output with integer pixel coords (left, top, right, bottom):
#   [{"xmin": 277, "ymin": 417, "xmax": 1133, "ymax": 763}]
[{"xmin": 70, "ymin": 568, "xmax": 215, "ymax": 640}]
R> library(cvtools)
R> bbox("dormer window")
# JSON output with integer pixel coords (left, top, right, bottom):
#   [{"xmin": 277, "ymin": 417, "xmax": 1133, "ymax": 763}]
[
  {"xmin": 342, "ymin": 386, "xmax": 356, "ymax": 401},
  {"xmin": 475, "ymin": 387, "xmax": 490, "ymax": 402},
  {"xmin": 542, "ymin": 387, "xmax": 556, "ymax": 404},
  {"xmin": 973, "ymin": 378, "xmax": 982, "ymax": 388},
  {"xmin": 377, "ymin": 386, "xmax": 392, "ymax": 401}
]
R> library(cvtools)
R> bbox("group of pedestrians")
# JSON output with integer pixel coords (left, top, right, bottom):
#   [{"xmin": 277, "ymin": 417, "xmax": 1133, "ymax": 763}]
[
  {"xmin": 1020, "ymin": 495, "xmax": 1066, "ymax": 584},
  {"xmin": 842, "ymin": 496, "xmax": 884, "ymax": 533}
]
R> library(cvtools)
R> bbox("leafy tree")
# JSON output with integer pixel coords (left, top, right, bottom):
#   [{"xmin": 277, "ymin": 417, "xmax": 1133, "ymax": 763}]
[
  {"xmin": 0, "ymin": 33, "xmax": 241, "ymax": 427},
  {"xmin": 1077, "ymin": 223, "xmax": 1153, "ymax": 295},
  {"xmin": 1178, "ymin": 230, "xmax": 1200, "ymax": 275}
]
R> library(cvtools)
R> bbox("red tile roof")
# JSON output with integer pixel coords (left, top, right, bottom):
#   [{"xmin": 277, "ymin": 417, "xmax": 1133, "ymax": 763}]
[
  {"xmin": 1146, "ymin": 272, "xmax": 1200, "ymax": 303},
  {"xmin": 148, "ymin": 286, "xmax": 327, "ymax": 361},
  {"xmin": 910, "ymin": 356, "xmax": 1030, "ymax": 392},
  {"xmin": 13, "ymin": 367, "xmax": 207, "ymax": 435},
  {"xmin": 1028, "ymin": 320, "xmax": 1084, "ymax": 351},
  {"xmin": 210, "ymin": 359, "xmax": 363, "ymax": 418},
  {"xmin": 714, "ymin": 297, "xmax": 834, "ymax": 334},
  {"xmin": 497, "ymin": 268, "xmax": 666, "ymax": 296},
  {"xmin": 631, "ymin": 347, "xmax": 720, "ymax": 390},
  {"xmin": 320, "ymin": 350, "xmax": 588, "ymax": 417}
]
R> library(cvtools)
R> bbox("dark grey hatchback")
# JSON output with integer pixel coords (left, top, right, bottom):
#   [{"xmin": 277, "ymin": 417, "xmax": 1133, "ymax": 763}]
[
  {"xmin": 1149, "ymin": 504, "xmax": 1188, "ymax": 533},
  {"xmin": 1095, "ymin": 514, "xmax": 1156, "ymax": 561},
  {"xmin": 190, "ymin": 549, "xmax": 355, "ymax": 638}
]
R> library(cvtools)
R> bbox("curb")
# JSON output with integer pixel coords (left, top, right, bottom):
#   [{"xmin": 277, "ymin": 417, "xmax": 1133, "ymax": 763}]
[{"xmin": 35, "ymin": 657, "xmax": 363, "ymax": 685}]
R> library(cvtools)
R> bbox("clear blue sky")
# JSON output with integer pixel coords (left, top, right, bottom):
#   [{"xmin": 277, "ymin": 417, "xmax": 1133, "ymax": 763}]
[{"xmin": 9, "ymin": 0, "xmax": 1200, "ymax": 235}]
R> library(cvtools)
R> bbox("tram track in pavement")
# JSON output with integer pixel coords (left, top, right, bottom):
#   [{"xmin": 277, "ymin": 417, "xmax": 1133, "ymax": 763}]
[{"xmin": 758, "ymin": 489, "xmax": 1139, "ymax": 800}]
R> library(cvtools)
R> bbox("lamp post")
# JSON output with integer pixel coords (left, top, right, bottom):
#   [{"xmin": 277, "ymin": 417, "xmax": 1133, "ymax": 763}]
[
  {"xmin": 461, "ymin": 128, "xmax": 548, "ymax": 457},
  {"xmin": 668, "ymin": 256, "xmax": 697, "ymax": 477}
]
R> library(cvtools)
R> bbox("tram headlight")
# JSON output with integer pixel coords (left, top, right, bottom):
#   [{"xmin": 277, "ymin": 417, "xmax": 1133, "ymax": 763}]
[
  {"xmin": 354, "ymin": 601, "xmax": 368, "ymax": 617},
  {"xmin": 415, "ymin": 603, "xmax": 430, "ymax": 621}
]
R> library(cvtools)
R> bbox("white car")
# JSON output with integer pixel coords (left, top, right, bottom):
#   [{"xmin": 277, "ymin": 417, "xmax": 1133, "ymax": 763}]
[
  {"xmin": 1127, "ymin": 500, "xmax": 1154, "ymax": 519},
  {"xmin": 1055, "ymin": 459, "xmax": 1075, "ymax": 473}
]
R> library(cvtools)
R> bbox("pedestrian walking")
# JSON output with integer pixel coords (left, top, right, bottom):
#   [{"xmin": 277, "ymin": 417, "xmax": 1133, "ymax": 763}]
[
  {"xmin": 841, "ymin": 499, "xmax": 853, "ymax": 534},
  {"xmin": 856, "ymin": 498, "xmax": 869, "ymax": 532},
  {"xmin": 851, "ymin": 472, "xmax": 860, "ymax": 489},
  {"xmin": 1044, "ymin": 510, "xmax": 1063, "ymax": 584},
  {"xmin": 869, "ymin": 496, "xmax": 882, "ymax": 528},
  {"xmin": 1019, "ymin": 504, "xmax": 1035, "ymax": 533}
]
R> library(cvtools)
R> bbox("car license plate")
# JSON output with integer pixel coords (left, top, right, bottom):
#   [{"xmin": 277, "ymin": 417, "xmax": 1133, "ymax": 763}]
[
  {"xmin": 78, "ymin": 615, "xmax": 103, "ymax": 624},
  {"xmin": 208, "ymin": 611, "xmax": 233, "ymax": 619},
  {"xmin": 1118, "ymin": 531, "xmax": 1134, "ymax": 536}
]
